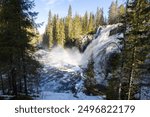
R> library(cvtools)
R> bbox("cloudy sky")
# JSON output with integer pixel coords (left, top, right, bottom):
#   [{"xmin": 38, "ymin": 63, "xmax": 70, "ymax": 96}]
[{"xmin": 34, "ymin": 0, "xmax": 125, "ymax": 34}]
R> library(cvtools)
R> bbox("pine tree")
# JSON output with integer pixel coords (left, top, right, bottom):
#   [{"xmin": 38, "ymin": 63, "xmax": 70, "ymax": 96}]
[
  {"xmin": 82, "ymin": 11, "xmax": 88, "ymax": 34},
  {"xmin": 121, "ymin": 0, "xmax": 150, "ymax": 99},
  {"xmin": 95, "ymin": 8, "xmax": 104, "ymax": 28},
  {"xmin": 42, "ymin": 11, "xmax": 53, "ymax": 49},
  {"xmin": 52, "ymin": 14, "xmax": 58, "ymax": 46},
  {"xmin": 118, "ymin": 5, "xmax": 125, "ymax": 23},
  {"xmin": 88, "ymin": 12, "xmax": 94, "ymax": 33},
  {"xmin": 108, "ymin": 0, "xmax": 119, "ymax": 24},
  {"xmin": 65, "ymin": 5, "xmax": 73, "ymax": 42},
  {"xmin": 72, "ymin": 14, "xmax": 82, "ymax": 40},
  {"xmin": 0, "ymin": 0, "xmax": 40, "ymax": 96},
  {"xmin": 58, "ymin": 18, "xmax": 65, "ymax": 47},
  {"xmin": 46, "ymin": 10, "xmax": 53, "ymax": 48}
]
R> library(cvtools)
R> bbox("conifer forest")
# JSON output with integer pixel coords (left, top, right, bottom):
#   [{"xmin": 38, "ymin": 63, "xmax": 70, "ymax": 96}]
[{"xmin": 0, "ymin": 0, "xmax": 150, "ymax": 100}]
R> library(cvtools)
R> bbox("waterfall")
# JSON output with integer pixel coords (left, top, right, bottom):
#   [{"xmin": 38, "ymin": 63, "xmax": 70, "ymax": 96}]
[{"xmin": 81, "ymin": 23, "xmax": 124, "ymax": 84}]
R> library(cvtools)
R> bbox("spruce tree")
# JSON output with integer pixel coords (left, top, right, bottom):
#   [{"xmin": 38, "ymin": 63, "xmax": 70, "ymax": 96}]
[
  {"xmin": 0, "ymin": 0, "xmax": 39, "ymax": 96},
  {"xmin": 46, "ymin": 10, "xmax": 53, "ymax": 48},
  {"xmin": 95, "ymin": 8, "xmax": 104, "ymax": 28},
  {"xmin": 118, "ymin": 4, "xmax": 125, "ymax": 23},
  {"xmin": 108, "ymin": 0, "xmax": 119, "ymax": 24},
  {"xmin": 122, "ymin": 0, "xmax": 150, "ymax": 99},
  {"xmin": 88, "ymin": 12, "xmax": 94, "ymax": 33},
  {"xmin": 82, "ymin": 11, "xmax": 88, "ymax": 34},
  {"xmin": 52, "ymin": 14, "xmax": 58, "ymax": 46},
  {"xmin": 72, "ymin": 14, "xmax": 82, "ymax": 40},
  {"xmin": 65, "ymin": 5, "xmax": 73, "ymax": 42},
  {"xmin": 58, "ymin": 18, "xmax": 65, "ymax": 47}
]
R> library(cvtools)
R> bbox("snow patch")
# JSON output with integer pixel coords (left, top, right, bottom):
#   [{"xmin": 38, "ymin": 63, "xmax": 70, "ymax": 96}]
[{"xmin": 37, "ymin": 91, "xmax": 103, "ymax": 100}]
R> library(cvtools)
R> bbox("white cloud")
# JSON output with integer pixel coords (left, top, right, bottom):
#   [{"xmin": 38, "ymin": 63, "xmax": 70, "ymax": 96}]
[
  {"xmin": 44, "ymin": 0, "xmax": 58, "ymax": 5},
  {"xmin": 43, "ymin": 0, "xmax": 74, "ymax": 5}
]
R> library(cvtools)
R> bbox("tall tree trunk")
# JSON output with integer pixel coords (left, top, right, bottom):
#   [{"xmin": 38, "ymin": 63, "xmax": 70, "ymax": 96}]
[
  {"xmin": 0, "ymin": 74, "xmax": 5, "ymax": 94},
  {"xmin": 8, "ymin": 73, "xmax": 12, "ymax": 94},
  {"xmin": 128, "ymin": 47, "xmax": 136, "ymax": 100},
  {"xmin": 22, "ymin": 54, "xmax": 28, "ymax": 96},
  {"xmin": 118, "ymin": 38, "xmax": 126, "ymax": 100},
  {"xmin": 19, "ymin": 78, "xmax": 22, "ymax": 93},
  {"xmin": 23, "ymin": 72, "xmax": 28, "ymax": 96},
  {"xmin": 11, "ymin": 68, "xmax": 17, "ymax": 96},
  {"xmin": 118, "ymin": 82, "xmax": 122, "ymax": 100}
]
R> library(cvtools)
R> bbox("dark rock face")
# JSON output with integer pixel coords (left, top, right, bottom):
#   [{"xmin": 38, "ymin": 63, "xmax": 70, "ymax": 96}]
[
  {"xmin": 109, "ymin": 25, "xmax": 125, "ymax": 36},
  {"xmin": 79, "ymin": 27, "xmax": 102, "ymax": 52},
  {"xmin": 79, "ymin": 35, "xmax": 93, "ymax": 52}
]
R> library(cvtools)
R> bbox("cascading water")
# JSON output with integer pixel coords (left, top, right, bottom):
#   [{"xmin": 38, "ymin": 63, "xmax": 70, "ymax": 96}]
[
  {"xmin": 81, "ymin": 23, "xmax": 123, "ymax": 85},
  {"xmin": 35, "ymin": 24, "xmax": 124, "ymax": 100}
]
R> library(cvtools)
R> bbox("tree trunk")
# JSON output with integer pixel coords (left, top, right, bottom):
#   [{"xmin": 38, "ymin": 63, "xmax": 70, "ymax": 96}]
[
  {"xmin": 128, "ymin": 47, "xmax": 136, "ymax": 100},
  {"xmin": 19, "ymin": 78, "xmax": 22, "ymax": 93},
  {"xmin": 8, "ymin": 71, "xmax": 12, "ymax": 94},
  {"xmin": 22, "ymin": 54, "xmax": 28, "ymax": 96},
  {"xmin": 118, "ymin": 82, "xmax": 122, "ymax": 100},
  {"xmin": 0, "ymin": 74, "xmax": 5, "ymax": 94},
  {"xmin": 11, "ymin": 68, "xmax": 17, "ymax": 96},
  {"xmin": 23, "ymin": 72, "xmax": 28, "ymax": 96}
]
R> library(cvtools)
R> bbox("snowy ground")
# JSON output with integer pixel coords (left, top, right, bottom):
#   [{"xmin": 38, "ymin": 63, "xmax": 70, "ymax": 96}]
[{"xmin": 37, "ymin": 92, "xmax": 103, "ymax": 100}]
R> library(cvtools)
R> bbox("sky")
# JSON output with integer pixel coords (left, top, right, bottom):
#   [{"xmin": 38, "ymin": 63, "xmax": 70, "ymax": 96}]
[{"xmin": 34, "ymin": 0, "xmax": 126, "ymax": 34}]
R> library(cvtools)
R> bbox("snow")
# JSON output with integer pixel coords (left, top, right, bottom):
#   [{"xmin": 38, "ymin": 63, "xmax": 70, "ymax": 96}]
[
  {"xmin": 37, "ymin": 91, "xmax": 103, "ymax": 100},
  {"xmin": 0, "ymin": 91, "xmax": 2, "ymax": 95},
  {"xmin": 0, "ymin": 95, "xmax": 14, "ymax": 100},
  {"xmin": 140, "ymin": 86, "xmax": 150, "ymax": 100}
]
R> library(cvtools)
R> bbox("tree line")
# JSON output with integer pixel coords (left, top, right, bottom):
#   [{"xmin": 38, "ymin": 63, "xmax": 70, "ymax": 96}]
[{"xmin": 42, "ymin": 1, "xmax": 125, "ymax": 49}]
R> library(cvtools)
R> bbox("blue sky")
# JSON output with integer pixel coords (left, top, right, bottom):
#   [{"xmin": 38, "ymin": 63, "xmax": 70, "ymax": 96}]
[{"xmin": 34, "ymin": 0, "xmax": 126, "ymax": 34}]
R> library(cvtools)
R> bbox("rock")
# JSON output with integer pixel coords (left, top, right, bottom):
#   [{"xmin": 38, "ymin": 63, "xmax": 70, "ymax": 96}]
[
  {"xmin": 109, "ymin": 25, "xmax": 125, "ymax": 36},
  {"xmin": 79, "ymin": 35, "xmax": 93, "ymax": 52}
]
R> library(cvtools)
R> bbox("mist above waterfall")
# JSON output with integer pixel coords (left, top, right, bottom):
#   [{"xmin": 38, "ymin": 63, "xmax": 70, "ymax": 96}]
[
  {"xmin": 49, "ymin": 46, "xmax": 82, "ymax": 66},
  {"xmin": 35, "ymin": 46, "xmax": 82, "ymax": 69}
]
